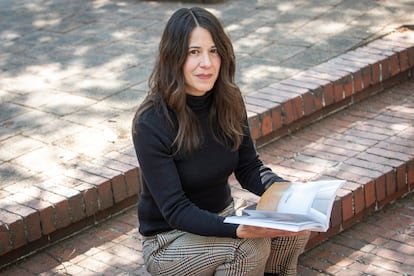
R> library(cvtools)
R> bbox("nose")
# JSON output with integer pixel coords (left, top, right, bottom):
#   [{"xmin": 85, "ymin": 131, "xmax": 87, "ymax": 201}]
[{"xmin": 200, "ymin": 53, "xmax": 212, "ymax": 67}]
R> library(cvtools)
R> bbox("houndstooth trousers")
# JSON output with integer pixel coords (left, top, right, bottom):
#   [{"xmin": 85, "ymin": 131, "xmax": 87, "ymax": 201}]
[{"xmin": 141, "ymin": 202, "xmax": 310, "ymax": 276}]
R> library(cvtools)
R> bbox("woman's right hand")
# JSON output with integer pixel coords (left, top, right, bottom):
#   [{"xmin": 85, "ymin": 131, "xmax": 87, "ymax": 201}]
[{"xmin": 236, "ymin": 224, "xmax": 308, "ymax": 239}]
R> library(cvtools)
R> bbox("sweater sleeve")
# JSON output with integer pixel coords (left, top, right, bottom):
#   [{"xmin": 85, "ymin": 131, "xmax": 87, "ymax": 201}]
[
  {"xmin": 133, "ymin": 114, "xmax": 238, "ymax": 238},
  {"xmin": 234, "ymin": 124, "xmax": 287, "ymax": 196}
]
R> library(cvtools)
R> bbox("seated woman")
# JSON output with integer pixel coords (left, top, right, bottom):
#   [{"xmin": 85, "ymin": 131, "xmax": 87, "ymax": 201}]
[{"xmin": 132, "ymin": 7, "xmax": 310, "ymax": 276}]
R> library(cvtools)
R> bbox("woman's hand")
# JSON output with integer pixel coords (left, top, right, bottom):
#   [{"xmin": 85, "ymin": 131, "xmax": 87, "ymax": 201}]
[{"xmin": 236, "ymin": 224, "xmax": 309, "ymax": 239}]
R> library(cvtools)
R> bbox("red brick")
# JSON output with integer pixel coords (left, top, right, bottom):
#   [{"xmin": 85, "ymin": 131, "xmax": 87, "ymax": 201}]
[
  {"xmin": 389, "ymin": 53, "xmax": 400, "ymax": 76},
  {"xmin": 408, "ymin": 159, "xmax": 414, "ymax": 189},
  {"xmin": 31, "ymin": 201, "xmax": 56, "ymax": 235},
  {"xmin": 20, "ymin": 252, "xmax": 62, "ymax": 274},
  {"xmin": 361, "ymin": 66, "xmax": 371, "ymax": 89},
  {"xmin": 79, "ymin": 184, "xmax": 99, "ymax": 217},
  {"xmin": 312, "ymin": 88, "xmax": 324, "ymax": 111},
  {"xmin": 346, "ymin": 49, "xmax": 381, "ymax": 66},
  {"xmin": 248, "ymin": 114, "xmax": 260, "ymax": 140},
  {"xmin": 348, "ymin": 261, "xmax": 393, "ymax": 275},
  {"xmin": 357, "ymin": 152, "xmax": 401, "ymax": 169},
  {"xmin": 64, "ymin": 181, "xmax": 96, "ymax": 216},
  {"xmin": 261, "ymin": 111, "xmax": 272, "ymax": 136},
  {"xmin": 280, "ymin": 77, "xmax": 318, "ymax": 90},
  {"xmin": 0, "ymin": 223, "xmax": 11, "ymax": 254},
  {"xmin": 345, "ymin": 157, "xmax": 392, "ymax": 174},
  {"xmin": 366, "ymin": 147, "xmax": 411, "ymax": 162},
  {"xmin": 380, "ymin": 58, "xmax": 390, "ymax": 81},
  {"xmin": 290, "ymin": 97, "xmax": 303, "ymax": 120},
  {"xmin": 340, "ymin": 51, "xmax": 370, "ymax": 67},
  {"xmin": 72, "ymin": 168, "xmax": 108, "ymax": 187},
  {"xmin": 116, "ymin": 152, "xmax": 140, "ymax": 168},
  {"xmin": 300, "ymin": 254, "xmax": 342, "ymax": 274},
  {"xmin": 305, "ymin": 68, "xmax": 338, "ymax": 83},
  {"xmin": 323, "ymin": 82, "xmax": 334, "ymax": 106},
  {"xmin": 363, "ymin": 45, "xmax": 395, "ymax": 59},
  {"xmin": 244, "ymin": 94, "xmax": 277, "ymax": 108},
  {"xmin": 337, "ymin": 189, "xmax": 353, "ymax": 221},
  {"xmin": 0, "ymin": 209, "xmax": 26, "ymax": 249},
  {"xmin": 101, "ymin": 158, "xmax": 135, "ymax": 175},
  {"xmin": 302, "ymin": 92, "xmax": 315, "ymax": 116},
  {"xmin": 262, "ymin": 84, "xmax": 304, "ymax": 100},
  {"xmin": 124, "ymin": 168, "xmax": 140, "ymax": 197},
  {"xmin": 407, "ymin": 46, "xmax": 414, "ymax": 67},
  {"xmin": 353, "ymin": 70, "xmax": 363, "ymax": 93},
  {"xmin": 371, "ymin": 62, "xmax": 381, "ymax": 84},
  {"xmin": 344, "ymin": 78, "xmax": 353, "ymax": 97},
  {"xmin": 329, "ymin": 57, "xmax": 362, "ymax": 73},
  {"xmin": 256, "ymin": 87, "xmax": 283, "ymax": 102},
  {"xmin": 68, "ymin": 193, "xmax": 86, "ymax": 223},
  {"xmin": 338, "ymin": 163, "xmax": 383, "ymax": 180},
  {"xmin": 353, "ymin": 185, "xmax": 365, "ymax": 215},
  {"xmin": 53, "ymin": 200, "xmax": 71, "ymax": 229},
  {"xmin": 111, "ymin": 174, "xmax": 128, "ymax": 203},
  {"xmin": 364, "ymin": 180, "xmax": 376, "ymax": 208},
  {"xmin": 282, "ymin": 101, "xmax": 293, "ymax": 125},
  {"xmin": 270, "ymin": 106, "xmax": 283, "ymax": 130},
  {"xmin": 24, "ymin": 187, "xmax": 71, "ymax": 230},
  {"xmin": 333, "ymin": 82, "xmax": 343, "ymax": 102},
  {"xmin": 396, "ymin": 164, "xmax": 407, "ymax": 192},
  {"xmin": 398, "ymin": 50, "xmax": 409, "ymax": 72},
  {"xmin": 7, "ymin": 193, "xmax": 56, "ymax": 235},
  {"xmin": 3, "ymin": 199, "xmax": 41, "ymax": 243},
  {"xmin": 385, "ymin": 170, "xmax": 396, "ymax": 196},
  {"xmin": 97, "ymin": 179, "xmax": 114, "ymax": 210},
  {"xmin": 375, "ymin": 175, "xmax": 386, "ymax": 202}
]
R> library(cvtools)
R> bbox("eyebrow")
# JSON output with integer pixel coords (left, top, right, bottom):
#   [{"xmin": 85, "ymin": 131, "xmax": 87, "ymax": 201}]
[{"xmin": 188, "ymin": 45, "xmax": 217, "ymax": 49}]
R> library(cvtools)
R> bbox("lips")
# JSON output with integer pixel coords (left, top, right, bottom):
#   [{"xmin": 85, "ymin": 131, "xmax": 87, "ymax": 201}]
[{"xmin": 196, "ymin": 73, "xmax": 213, "ymax": 80}]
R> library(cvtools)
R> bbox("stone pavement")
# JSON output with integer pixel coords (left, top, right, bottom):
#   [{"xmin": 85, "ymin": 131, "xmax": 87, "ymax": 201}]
[
  {"xmin": 1, "ymin": 0, "xmax": 414, "ymax": 272},
  {"xmin": 2, "ymin": 77, "xmax": 414, "ymax": 275}
]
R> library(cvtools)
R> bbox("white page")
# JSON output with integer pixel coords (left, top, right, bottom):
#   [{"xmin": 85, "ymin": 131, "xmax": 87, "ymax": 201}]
[{"xmin": 225, "ymin": 179, "xmax": 345, "ymax": 232}]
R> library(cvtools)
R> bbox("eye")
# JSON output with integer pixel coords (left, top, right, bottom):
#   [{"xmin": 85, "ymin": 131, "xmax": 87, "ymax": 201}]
[
  {"xmin": 189, "ymin": 49, "xmax": 199, "ymax": 55},
  {"xmin": 210, "ymin": 48, "xmax": 218, "ymax": 54}
]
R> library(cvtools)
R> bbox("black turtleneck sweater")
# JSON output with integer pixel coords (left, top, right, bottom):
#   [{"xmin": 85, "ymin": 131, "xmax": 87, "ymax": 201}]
[{"xmin": 132, "ymin": 91, "xmax": 285, "ymax": 238}]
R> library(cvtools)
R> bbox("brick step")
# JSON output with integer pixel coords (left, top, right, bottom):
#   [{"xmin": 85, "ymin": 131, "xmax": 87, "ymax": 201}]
[
  {"xmin": 231, "ymin": 77, "xmax": 414, "ymax": 249},
  {"xmin": 1, "ymin": 27, "xmax": 414, "ymax": 268},
  {"xmin": 246, "ymin": 27, "xmax": 414, "ymax": 148}
]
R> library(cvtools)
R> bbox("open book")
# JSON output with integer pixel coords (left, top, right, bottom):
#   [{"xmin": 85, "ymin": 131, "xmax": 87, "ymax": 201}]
[{"xmin": 224, "ymin": 180, "xmax": 345, "ymax": 232}]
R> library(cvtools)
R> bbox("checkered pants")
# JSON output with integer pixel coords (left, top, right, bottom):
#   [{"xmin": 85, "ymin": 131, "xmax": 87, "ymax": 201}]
[{"xmin": 141, "ymin": 203, "xmax": 310, "ymax": 276}]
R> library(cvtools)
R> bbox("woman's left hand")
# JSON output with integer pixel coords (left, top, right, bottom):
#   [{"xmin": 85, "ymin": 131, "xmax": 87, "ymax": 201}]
[{"xmin": 236, "ymin": 224, "xmax": 309, "ymax": 239}]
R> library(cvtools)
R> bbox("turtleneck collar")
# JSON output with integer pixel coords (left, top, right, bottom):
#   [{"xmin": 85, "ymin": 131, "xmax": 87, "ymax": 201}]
[{"xmin": 186, "ymin": 90, "xmax": 213, "ymax": 115}]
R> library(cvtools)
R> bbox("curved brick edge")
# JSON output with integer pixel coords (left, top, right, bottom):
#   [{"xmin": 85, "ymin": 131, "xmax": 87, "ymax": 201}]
[
  {"xmin": 247, "ymin": 27, "xmax": 414, "ymax": 147},
  {"xmin": 306, "ymin": 160, "xmax": 414, "ymax": 250},
  {"xmin": 1, "ymin": 28, "xmax": 414, "ymax": 269}
]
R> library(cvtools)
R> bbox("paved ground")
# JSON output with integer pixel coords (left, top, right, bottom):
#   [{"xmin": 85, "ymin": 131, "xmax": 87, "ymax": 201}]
[
  {"xmin": 2, "ymin": 78, "xmax": 414, "ymax": 275},
  {"xmin": 1, "ymin": 0, "xmax": 414, "ymax": 274}
]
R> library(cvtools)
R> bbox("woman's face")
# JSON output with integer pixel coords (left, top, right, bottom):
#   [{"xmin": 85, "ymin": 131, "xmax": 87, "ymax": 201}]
[{"xmin": 183, "ymin": 27, "xmax": 221, "ymax": 96}]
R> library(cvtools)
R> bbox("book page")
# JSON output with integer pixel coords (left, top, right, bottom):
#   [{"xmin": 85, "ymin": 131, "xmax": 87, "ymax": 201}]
[
  {"xmin": 224, "ymin": 179, "xmax": 345, "ymax": 232},
  {"xmin": 224, "ymin": 213, "xmax": 325, "ymax": 232},
  {"xmin": 308, "ymin": 208, "xmax": 326, "ymax": 225},
  {"xmin": 311, "ymin": 184, "xmax": 339, "ymax": 214},
  {"xmin": 243, "ymin": 209, "xmax": 316, "ymax": 224},
  {"xmin": 257, "ymin": 182, "xmax": 318, "ymax": 215}
]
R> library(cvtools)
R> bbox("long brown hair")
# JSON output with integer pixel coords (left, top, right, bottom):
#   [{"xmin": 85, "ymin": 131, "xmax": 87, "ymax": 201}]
[{"xmin": 133, "ymin": 7, "xmax": 246, "ymax": 154}]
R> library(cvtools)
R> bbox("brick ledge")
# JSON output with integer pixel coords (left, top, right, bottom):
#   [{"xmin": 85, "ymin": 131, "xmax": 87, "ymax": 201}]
[{"xmin": 247, "ymin": 27, "xmax": 414, "ymax": 147}]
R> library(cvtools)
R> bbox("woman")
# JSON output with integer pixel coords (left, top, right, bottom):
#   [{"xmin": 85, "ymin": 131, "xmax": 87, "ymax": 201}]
[{"xmin": 132, "ymin": 7, "xmax": 310, "ymax": 276}]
